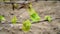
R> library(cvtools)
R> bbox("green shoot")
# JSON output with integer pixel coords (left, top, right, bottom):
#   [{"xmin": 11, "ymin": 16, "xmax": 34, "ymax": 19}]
[
  {"xmin": 0, "ymin": 15, "xmax": 5, "ymax": 22},
  {"xmin": 11, "ymin": 16, "xmax": 17, "ymax": 24},
  {"xmin": 27, "ymin": 3, "xmax": 40, "ymax": 22},
  {"xmin": 45, "ymin": 16, "xmax": 52, "ymax": 22},
  {"xmin": 22, "ymin": 20, "xmax": 31, "ymax": 32}
]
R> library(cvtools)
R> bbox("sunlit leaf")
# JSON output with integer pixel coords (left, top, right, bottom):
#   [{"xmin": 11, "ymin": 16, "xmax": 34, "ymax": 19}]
[
  {"xmin": 22, "ymin": 20, "xmax": 31, "ymax": 32},
  {"xmin": 27, "ymin": 3, "xmax": 40, "ymax": 22},
  {"xmin": 45, "ymin": 16, "xmax": 52, "ymax": 22},
  {"xmin": 0, "ymin": 15, "xmax": 5, "ymax": 21},
  {"xmin": 11, "ymin": 16, "xmax": 17, "ymax": 24}
]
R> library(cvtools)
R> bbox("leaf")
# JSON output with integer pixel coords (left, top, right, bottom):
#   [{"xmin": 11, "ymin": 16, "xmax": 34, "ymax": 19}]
[
  {"xmin": 45, "ymin": 16, "xmax": 52, "ymax": 22},
  {"xmin": 30, "ymin": 13, "xmax": 40, "ymax": 22},
  {"xmin": 27, "ymin": 3, "xmax": 40, "ymax": 22},
  {"xmin": 22, "ymin": 20, "xmax": 31, "ymax": 32},
  {"xmin": 11, "ymin": 16, "xmax": 17, "ymax": 24},
  {"xmin": 0, "ymin": 15, "xmax": 5, "ymax": 21}
]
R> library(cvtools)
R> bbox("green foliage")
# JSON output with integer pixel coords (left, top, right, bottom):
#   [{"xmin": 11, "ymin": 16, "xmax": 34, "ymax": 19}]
[
  {"xmin": 0, "ymin": 15, "xmax": 5, "ymax": 21},
  {"xmin": 30, "ymin": 13, "xmax": 40, "ymax": 22},
  {"xmin": 11, "ymin": 16, "xmax": 17, "ymax": 24},
  {"xmin": 45, "ymin": 16, "xmax": 52, "ymax": 22},
  {"xmin": 22, "ymin": 20, "xmax": 31, "ymax": 32},
  {"xmin": 27, "ymin": 3, "xmax": 40, "ymax": 22}
]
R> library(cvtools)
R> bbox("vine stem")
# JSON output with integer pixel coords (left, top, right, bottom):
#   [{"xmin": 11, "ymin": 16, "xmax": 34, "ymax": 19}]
[
  {"xmin": 0, "ymin": 17, "xmax": 60, "ymax": 31},
  {"xmin": 1, "ymin": 17, "xmax": 60, "ymax": 26},
  {"xmin": 1, "ymin": 17, "xmax": 60, "ymax": 24}
]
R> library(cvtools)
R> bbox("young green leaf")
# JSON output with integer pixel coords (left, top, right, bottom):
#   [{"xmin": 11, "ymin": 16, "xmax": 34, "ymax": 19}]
[
  {"xmin": 0, "ymin": 15, "xmax": 5, "ymax": 21},
  {"xmin": 22, "ymin": 20, "xmax": 31, "ymax": 32},
  {"xmin": 27, "ymin": 3, "xmax": 40, "ymax": 22},
  {"xmin": 30, "ymin": 13, "xmax": 40, "ymax": 22},
  {"xmin": 45, "ymin": 16, "xmax": 52, "ymax": 22},
  {"xmin": 11, "ymin": 16, "xmax": 17, "ymax": 24}
]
